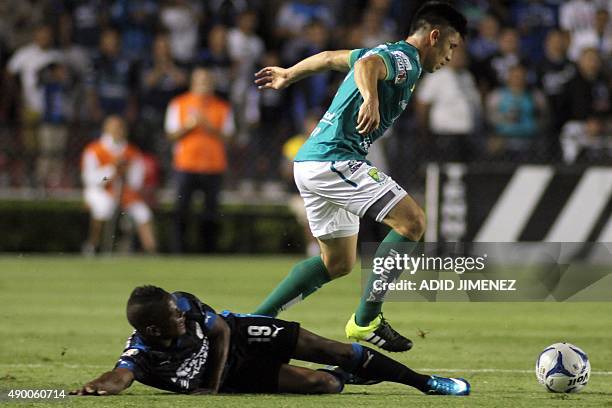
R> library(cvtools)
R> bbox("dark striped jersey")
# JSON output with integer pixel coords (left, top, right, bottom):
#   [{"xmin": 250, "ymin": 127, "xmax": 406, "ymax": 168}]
[{"xmin": 115, "ymin": 292, "xmax": 218, "ymax": 393}]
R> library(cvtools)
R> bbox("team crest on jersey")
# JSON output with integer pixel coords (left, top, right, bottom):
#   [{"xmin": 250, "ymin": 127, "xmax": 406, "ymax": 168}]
[
  {"xmin": 368, "ymin": 168, "xmax": 386, "ymax": 183},
  {"xmin": 390, "ymin": 51, "xmax": 411, "ymax": 85}
]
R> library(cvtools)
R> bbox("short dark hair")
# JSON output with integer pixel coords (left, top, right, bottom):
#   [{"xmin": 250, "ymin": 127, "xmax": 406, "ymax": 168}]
[
  {"xmin": 126, "ymin": 285, "xmax": 171, "ymax": 331},
  {"xmin": 409, "ymin": 1, "xmax": 467, "ymax": 39}
]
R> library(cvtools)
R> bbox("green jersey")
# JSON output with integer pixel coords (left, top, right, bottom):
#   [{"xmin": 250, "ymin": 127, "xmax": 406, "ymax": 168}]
[{"xmin": 295, "ymin": 41, "xmax": 423, "ymax": 162}]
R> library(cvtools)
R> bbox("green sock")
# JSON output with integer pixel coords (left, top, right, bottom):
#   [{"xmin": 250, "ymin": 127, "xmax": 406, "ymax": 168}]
[
  {"xmin": 355, "ymin": 230, "xmax": 416, "ymax": 326},
  {"xmin": 254, "ymin": 256, "xmax": 331, "ymax": 317}
]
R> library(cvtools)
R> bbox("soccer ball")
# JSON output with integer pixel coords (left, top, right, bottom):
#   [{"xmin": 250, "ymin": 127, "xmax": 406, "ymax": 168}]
[{"xmin": 535, "ymin": 342, "xmax": 591, "ymax": 393}]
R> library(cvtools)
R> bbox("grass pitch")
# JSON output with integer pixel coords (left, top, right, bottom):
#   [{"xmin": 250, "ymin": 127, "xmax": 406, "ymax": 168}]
[{"xmin": 0, "ymin": 256, "xmax": 611, "ymax": 408}]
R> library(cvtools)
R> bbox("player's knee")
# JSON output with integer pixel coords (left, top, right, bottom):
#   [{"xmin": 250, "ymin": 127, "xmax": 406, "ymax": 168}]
[
  {"xmin": 306, "ymin": 372, "xmax": 342, "ymax": 394},
  {"xmin": 323, "ymin": 256, "xmax": 355, "ymax": 278},
  {"xmin": 395, "ymin": 209, "xmax": 426, "ymax": 241},
  {"xmin": 412, "ymin": 209, "xmax": 427, "ymax": 238}
]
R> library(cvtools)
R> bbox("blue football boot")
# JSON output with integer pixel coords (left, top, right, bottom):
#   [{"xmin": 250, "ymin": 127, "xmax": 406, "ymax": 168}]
[{"xmin": 426, "ymin": 375, "xmax": 471, "ymax": 395}]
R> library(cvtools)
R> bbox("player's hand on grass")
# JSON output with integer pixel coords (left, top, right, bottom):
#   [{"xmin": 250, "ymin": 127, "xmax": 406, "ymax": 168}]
[
  {"xmin": 70, "ymin": 369, "xmax": 133, "ymax": 396},
  {"xmin": 254, "ymin": 67, "xmax": 292, "ymax": 90},
  {"xmin": 69, "ymin": 381, "xmax": 111, "ymax": 396},
  {"xmin": 357, "ymin": 98, "xmax": 380, "ymax": 134}
]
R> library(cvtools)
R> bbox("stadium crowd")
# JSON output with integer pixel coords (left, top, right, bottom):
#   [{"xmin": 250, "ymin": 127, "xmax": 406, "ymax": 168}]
[{"xmin": 0, "ymin": 0, "xmax": 610, "ymax": 195}]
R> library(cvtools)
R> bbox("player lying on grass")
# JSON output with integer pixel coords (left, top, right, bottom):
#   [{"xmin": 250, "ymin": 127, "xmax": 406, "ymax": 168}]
[
  {"xmin": 252, "ymin": 1, "xmax": 467, "ymax": 352},
  {"xmin": 71, "ymin": 286, "xmax": 470, "ymax": 396}
]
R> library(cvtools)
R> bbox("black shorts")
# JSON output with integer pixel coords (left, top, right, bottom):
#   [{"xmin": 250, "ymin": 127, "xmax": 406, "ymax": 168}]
[{"xmin": 219, "ymin": 313, "xmax": 300, "ymax": 393}]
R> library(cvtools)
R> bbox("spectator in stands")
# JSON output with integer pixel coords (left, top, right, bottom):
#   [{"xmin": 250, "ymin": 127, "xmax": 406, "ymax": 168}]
[
  {"xmin": 561, "ymin": 116, "xmax": 612, "ymax": 163},
  {"xmin": 86, "ymin": 28, "xmax": 138, "ymax": 123},
  {"xmin": 360, "ymin": 7, "xmax": 395, "ymax": 48},
  {"xmin": 81, "ymin": 115, "xmax": 157, "ymax": 254},
  {"xmin": 6, "ymin": 24, "xmax": 61, "ymax": 115},
  {"xmin": 204, "ymin": 0, "xmax": 249, "ymax": 27},
  {"xmin": 228, "ymin": 10, "xmax": 264, "ymax": 145},
  {"xmin": 282, "ymin": 18, "xmax": 329, "ymax": 71},
  {"xmin": 467, "ymin": 14, "xmax": 500, "ymax": 63},
  {"xmin": 568, "ymin": 8, "xmax": 612, "ymax": 62},
  {"xmin": 141, "ymin": 34, "xmax": 188, "ymax": 114},
  {"xmin": 160, "ymin": 0, "xmax": 202, "ymax": 64},
  {"xmin": 536, "ymin": 29, "xmax": 577, "ymax": 157},
  {"xmin": 479, "ymin": 28, "xmax": 525, "ymax": 92},
  {"xmin": 560, "ymin": 0, "xmax": 610, "ymax": 43},
  {"xmin": 140, "ymin": 33, "xmax": 188, "ymax": 180},
  {"xmin": 198, "ymin": 25, "xmax": 234, "ymax": 100},
  {"xmin": 57, "ymin": 13, "xmax": 90, "ymax": 92},
  {"xmin": 70, "ymin": 0, "xmax": 108, "ymax": 54},
  {"xmin": 246, "ymin": 51, "xmax": 291, "ymax": 182},
  {"xmin": 5, "ymin": 24, "xmax": 61, "ymax": 186},
  {"xmin": 364, "ymin": 0, "xmax": 399, "ymax": 37},
  {"xmin": 37, "ymin": 62, "xmax": 74, "ymax": 190},
  {"xmin": 560, "ymin": 47, "xmax": 610, "ymax": 124},
  {"xmin": 275, "ymin": 0, "xmax": 335, "ymax": 40},
  {"xmin": 416, "ymin": 46, "xmax": 482, "ymax": 162},
  {"xmin": 486, "ymin": 64, "xmax": 549, "ymax": 160},
  {"xmin": 537, "ymin": 29, "xmax": 576, "ymax": 131},
  {"xmin": 343, "ymin": 24, "xmax": 366, "ymax": 50},
  {"xmin": 282, "ymin": 19, "xmax": 331, "ymax": 131},
  {"xmin": 509, "ymin": 0, "xmax": 558, "ymax": 63},
  {"xmin": 110, "ymin": 0, "xmax": 158, "ymax": 63},
  {"xmin": 0, "ymin": 0, "xmax": 46, "ymax": 52},
  {"xmin": 165, "ymin": 67, "xmax": 235, "ymax": 253},
  {"xmin": 2, "ymin": 0, "xmax": 610, "ymax": 209}
]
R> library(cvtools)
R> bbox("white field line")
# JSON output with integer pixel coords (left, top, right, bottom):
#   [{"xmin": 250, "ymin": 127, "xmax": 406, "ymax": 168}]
[{"xmin": 1, "ymin": 364, "xmax": 611, "ymax": 375}]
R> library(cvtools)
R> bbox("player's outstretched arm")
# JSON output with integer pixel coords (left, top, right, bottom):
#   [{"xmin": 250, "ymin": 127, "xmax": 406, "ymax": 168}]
[
  {"xmin": 69, "ymin": 368, "xmax": 134, "ymax": 396},
  {"xmin": 354, "ymin": 55, "xmax": 387, "ymax": 135},
  {"xmin": 194, "ymin": 316, "xmax": 231, "ymax": 394},
  {"xmin": 254, "ymin": 50, "xmax": 351, "ymax": 90}
]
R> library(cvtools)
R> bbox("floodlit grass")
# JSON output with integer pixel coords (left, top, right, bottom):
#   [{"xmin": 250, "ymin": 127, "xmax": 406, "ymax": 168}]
[{"xmin": 1, "ymin": 256, "xmax": 611, "ymax": 407}]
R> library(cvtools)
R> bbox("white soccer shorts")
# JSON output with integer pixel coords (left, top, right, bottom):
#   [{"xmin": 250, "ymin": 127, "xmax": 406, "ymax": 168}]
[
  {"xmin": 84, "ymin": 188, "xmax": 152, "ymax": 225},
  {"xmin": 293, "ymin": 160, "xmax": 407, "ymax": 239}
]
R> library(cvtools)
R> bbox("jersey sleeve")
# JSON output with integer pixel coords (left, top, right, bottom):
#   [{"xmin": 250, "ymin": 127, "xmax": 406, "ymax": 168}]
[
  {"xmin": 81, "ymin": 148, "xmax": 115, "ymax": 188},
  {"xmin": 349, "ymin": 46, "xmax": 414, "ymax": 86},
  {"xmin": 164, "ymin": 100, "xmax": 181, "ymax": 134},
  {"xmin": 115, "ymin": 348, "xmax": 144, "ymax": 373},
  {"xmin": 348, "ymin": 48, "xmax": 369, "ymax": 69},
  {"xmin": 114, "ymin": 336, "xmax": 149, "ymax": 380},
  {"xmin": 379, "ymin": 48, "xmax": 414, "ymax": 86},
  {"xmin": 7, "ymin": 49, "xmax": 26, "ymax": 74},
  {"xmin": 172, "ymin": 292, "xmax": 218, "ymax": 334}
]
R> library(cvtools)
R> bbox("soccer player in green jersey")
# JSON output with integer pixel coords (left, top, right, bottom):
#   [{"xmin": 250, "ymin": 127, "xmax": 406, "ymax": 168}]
[{"xmin": 253, "ymin": 2, "xmax": 467, "ymax": 352}]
